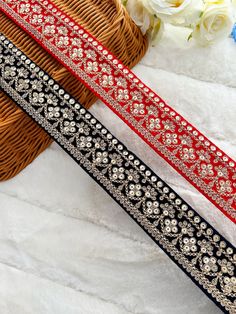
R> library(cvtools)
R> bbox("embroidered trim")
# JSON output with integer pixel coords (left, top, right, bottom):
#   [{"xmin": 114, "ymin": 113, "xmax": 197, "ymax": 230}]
[
  {"xmin": 1, "ymin": 0, "xmax": 236, "ymax": 222},
  {"xmin": 0, "ymin": 34, "xmax": 235, "ymax": 313}
]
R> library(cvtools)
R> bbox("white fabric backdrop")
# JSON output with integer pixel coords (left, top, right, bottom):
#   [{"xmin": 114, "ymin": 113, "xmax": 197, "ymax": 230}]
[{"xmin": 0, "ymin": 26, "xmax": 236, "ymax": 313}]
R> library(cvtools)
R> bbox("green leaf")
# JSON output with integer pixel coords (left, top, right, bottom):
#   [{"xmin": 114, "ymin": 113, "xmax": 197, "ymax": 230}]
[{"xmin": 187, "ymin": 33, "xmax": 193, "ymax": 41}]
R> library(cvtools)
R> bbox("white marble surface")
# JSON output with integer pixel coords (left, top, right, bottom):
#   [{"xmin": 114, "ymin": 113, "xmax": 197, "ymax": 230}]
[{"xmin": 0, "ymin": 26, "xmax": 236, "ymax": 314}]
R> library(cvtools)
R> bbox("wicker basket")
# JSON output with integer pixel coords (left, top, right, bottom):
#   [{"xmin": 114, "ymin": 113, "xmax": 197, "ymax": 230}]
[{"xmin": 0, "ymin": 0, "xmax": 148, "ymax": 181}]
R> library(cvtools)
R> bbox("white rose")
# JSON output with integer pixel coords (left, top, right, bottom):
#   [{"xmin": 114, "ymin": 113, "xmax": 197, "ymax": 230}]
[
  {"xmin": 143, "ymin": 0, "xmax": 203, "ymax": 26},
  {"xmin": 232, "ymin": 0, "xmax": 236, "ymax": 9},
  {"xmin": 126, "ymin": 0, "xmax": 152, "ymax": 34},
  {"xmin": 125, "ymin": 0, "xmax": 163, "ymax": 43},
  {"xmin": 192, "ymin": 0, "xmax": 234, "ymax": 45}
]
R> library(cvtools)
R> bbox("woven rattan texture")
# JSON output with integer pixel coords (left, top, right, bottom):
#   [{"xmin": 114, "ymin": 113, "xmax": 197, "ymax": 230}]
[{"xmin": 0, "ymin": 0, "xmax": 148, "ymax": 181}]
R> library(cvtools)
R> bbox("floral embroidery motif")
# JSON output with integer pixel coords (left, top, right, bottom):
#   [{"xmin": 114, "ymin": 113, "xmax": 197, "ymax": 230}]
[
  {"xmin": 0, "ymin": 36, "xmax": 235, "ymax": 314},
  {"xmin": 2, "ymin": 0, "xmax": 236, "ymax": 223}
]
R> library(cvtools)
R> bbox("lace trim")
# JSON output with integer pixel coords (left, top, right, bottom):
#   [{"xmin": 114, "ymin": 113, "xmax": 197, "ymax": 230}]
[
  {"xmin": 1, "ymin": 0, "xmax": 236, "ymax": 223},
  {"xmin": 0, "ymin": 34, "xmax": 235, "ymax": 313}
]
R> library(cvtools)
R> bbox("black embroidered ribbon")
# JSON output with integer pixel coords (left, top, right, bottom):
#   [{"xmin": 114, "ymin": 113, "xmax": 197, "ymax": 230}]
[{"xmin": 0, "ymin": 34, "xmax": 235, "ymax": 313}]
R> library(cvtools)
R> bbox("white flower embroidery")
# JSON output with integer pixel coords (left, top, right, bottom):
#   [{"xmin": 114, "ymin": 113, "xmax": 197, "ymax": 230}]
[
  {"xmin": 182, "ymin": 147, "xmax": 196, "ymax": 160},
  {"xmin": 111, "ymin": 167, "xmax": 125, "ymax": 180},
  {"xmin": 117, "ymin": 89, "xmax": 129, "ymax": 100},
  {"xmin": 183, "ymin": 237, "xmax": 197, "ymax": 253},
  {"xmin": 145, "ymin": 201, "xmax": 160, "ymax": 215},
  {"xmin": 44, "ymin": 25, "xmax": 56, "ymax": 35},
  {"xmin": 86, "ymin": 61, "xmax": 98, "ymax": 73},
  {"xmin": 164, "ymin": 133, "xmax": 178, "ymax": 145},
  {"xmin": 219, "ymin": 180, "xmax": 233, "ymax": 193},
  {"xmin": 19, "ymin": 3, "xmax": 30, "ymax": 13},
  {"xmin": 16, "ymin": 78, "xmax": 29, "ymax": 91},
  {"xmin": 57, "ymin": 36, "xmax": 69, "ymax": 47},
  {"xmin": 32, "ymin": 92, "xmax": 44, "ymax": 104},
  {"xmin": 63, "ymin": 121, "xmax": 76, "ymax": 133},
  {"xmin": 128, "ymin": 183, "xmax": 142, "ymax": 197},
  {"xmin": 132, "ymin": 103, "xmax": 145, "ymax": 115},
  {"xmin": 48, "ymin": 106, "xmax": 60, "ymax": 118},
  {"xmin": 102, "ymin": 75, "xmax": 114, "ymax": 86},
  {"xmin": 71, "ymin": 48, "xmax": 83, "ymax": 60},
  {"xmin": 95, "ymin": 152, "xmax": 109, "ymax": 164},
  {"xmin": 31, "ymin": 14, "xmax": 43, "ymax": 25},
  {"xmin": 164, "ymin": 218, "xmax": 178, "ymax": 233},
  {"xmin": 202, "ymin": 256, "xmax": 218, "ymax": 272},
  {"xmin": 223, "ymin": 276, "xmax": 236, "ymax": 294}
]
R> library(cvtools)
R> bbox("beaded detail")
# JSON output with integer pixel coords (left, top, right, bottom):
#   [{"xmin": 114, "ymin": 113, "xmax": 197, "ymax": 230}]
[
  {"xmin": 1, "ymin": 0, "xmax": 236, "ymax": 223},
  {"xmin": 0, "ymin": 35, "xmax": 235, "ymax": 313}
]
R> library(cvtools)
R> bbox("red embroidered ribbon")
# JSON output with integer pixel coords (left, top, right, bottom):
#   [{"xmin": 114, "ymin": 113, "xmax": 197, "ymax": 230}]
[{"xmin": 1, "ymin": 0, "xmax": 236, "ymax": 223}]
